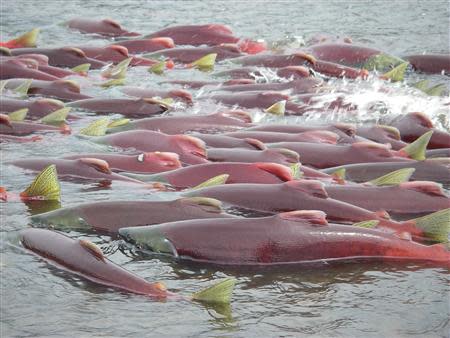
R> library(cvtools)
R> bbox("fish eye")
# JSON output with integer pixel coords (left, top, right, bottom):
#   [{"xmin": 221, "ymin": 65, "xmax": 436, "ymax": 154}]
[{"xmin": 137, "ymin": 153, "xmax": 145, "ymax": 162}]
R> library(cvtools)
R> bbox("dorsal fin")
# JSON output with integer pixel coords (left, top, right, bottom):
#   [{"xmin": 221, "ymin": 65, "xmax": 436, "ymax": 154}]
[
  {"xmin": 79, "ymin": 118, "xmax": 110, "ymax": 136},
  {"xmin": 278, "ymin": 210, "xmax": 328, "ymax": 225},
  {"xmin": 101, "ymin": 57, "xmax": 132, "ymax": 79},
  {"xmin": 55, "ymin": 79, "xmax": 81, "ymax": 92},
  {"xmin": 293, "ymin": 52, "xmax": 317, "ymax": 65},
  {"xmin": 351, "ymin": 142, "xmax": 393, "ymax": 157},
  {"xmin": 377, "ymin": 125, "xmax": 401, "ymax": 140},
  {"xmin": 190, "ymin": 53, "xmax": 217, "ymax": 70},
  {"xmin": 264, "ymin": 100, "xmax": 286, "ymax": 116},
  {"xmin": 40, "ymin": 107, "xmax": 71, "ymax": 124},
  {"xmin": 78, "ymin": 158, "xmax": 112, "ymax": 174},
  {"xmin": 254, "ymin": 163, "xmax": 293, "ymax": 181},
  {"xmin": 178, "ymin": 197, "xmax": 223, "ymax": 213},
  {"xmin": 398, "ymin": 130, "xmax": 433, "ymax": 161},
  {"xmin": 71, "ymin": 63, "xmax": 91, "ymax": 75},
  {"xmin": 276, "ymin": 148, "xmax": 300, "ymax": 162},
  {"xmin": 334, "ymin": 123, "xmax": 356, "ymax": 136},
  {"xmin": 62, "ymin": 47, "xmax": 86, "ymax": 58},
  {"xmin": 285, "ymin": 180, "xmax": 328, "ymax": 198},
  {"xmin": 174, "ymin": 135, "xmax": 207, "ymax": 158},
  {"xmin": 108, "ymin": 44, "xmax": 129, "ymax": 57},
  {"xmin": 102, "ymin": 18, "xmax": 122, "ymax": 29},
  {"xmin": 220, "ymin": 110, "xmax": 252, "ymax": 123},
  {"xmin": 244, "ymin": 138, "xmax": 266, "ymax": 150},
  {"xmin": 0, "ymin": 114, "xmax": 13, "ymax": 128},
  {"xmin": 399, "ymin": 181, "xmax": 446, "ymax": 197},
  {"xmin": 79, "ymin": 239, "xmax": 105, "ymax": 262}
]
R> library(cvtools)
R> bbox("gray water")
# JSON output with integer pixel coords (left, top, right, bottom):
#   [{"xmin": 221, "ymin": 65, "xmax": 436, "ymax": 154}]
[{"xmin": 1, "ymin": 1, "xmax": 450, "ymax": 337}]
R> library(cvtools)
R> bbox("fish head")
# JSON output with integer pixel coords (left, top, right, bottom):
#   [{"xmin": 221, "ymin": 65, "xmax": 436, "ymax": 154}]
[
  {"xmin": 30, "ymin": 207, "xmax": 91, "ymax": 231},
  {"xmin": 119, "ymin": 226, "xmax": 178, "ymax": 257}
]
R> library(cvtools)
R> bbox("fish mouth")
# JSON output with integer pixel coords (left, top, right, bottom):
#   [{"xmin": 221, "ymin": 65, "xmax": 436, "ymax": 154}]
[{"xmin": 118, "ymin": 227, "xmax": 178, "ymax": 257}]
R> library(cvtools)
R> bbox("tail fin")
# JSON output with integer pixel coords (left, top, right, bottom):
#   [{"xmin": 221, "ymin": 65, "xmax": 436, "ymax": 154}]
[
  {"xmin": 101, "ymin": 58, "xmax": 132, "ymax": 79},
  {"xmin": 20, "ymin": 165, "xmax": 61, "ymax": 201},
  {"xmin": 7, "ymin": 28, "xmax": 40, "ymax": 48},
  {"xmin": 8, "ymin": 108, "xmax": 28, "ymax": 121},
  {"xmin": 382, "ymin": 62, "xmax": 408, "ymax": 82},
  {"xmin": 98, "ymin": 78, "xmax": 126, "ymax": 88},
  {"xmin": 189, "ymin": 53, "xmax": 217, "ymax": 71},
  {"xmin": 331, "ymin": 168, "xmax": 346, "ymax": 184},
  {"xmin": 191, "ymin": 278, "xmax": 236, "ymax": 304},
  {"xmin": 398, "ymin": 131, "xmax": 433, "ymax": 160},
  {"xmin": 148, "ymin": 61, "xmax": 165, "ymax": 75},
  {"xmin": 12, "ymin": 79, "xmax": 32, "ymax": 97},
  {"xmin": 264, "ymin": 100, "xmax": 286, "ymax": 116},
  {"xmin": 354, "ymin": 220, "xmax": 379, "ymax": 228},
  {"xmin": 71, "ymin": 63, "xmax": 91, "ymax": 75},
  {"xmin": 107, "ymin": 118, "xmax": 130, "ymax": 128},
  {"xmin": 191, "ymin": 174, "xmax": 229, "ymax": 190},
  {"xmin": 412, "ymin": 208, "xmax": 450, "ymax": 243},
  {"xmin": 368, "ymin": 168, "xmax": 415, "ymax": 186},
  {"xmin": 79, "ymin": 118, "xmax": 110, "ymax": 136},
  {"xmin": 40, "ymin": 107, "xmax": 71, "ymax": 124}
]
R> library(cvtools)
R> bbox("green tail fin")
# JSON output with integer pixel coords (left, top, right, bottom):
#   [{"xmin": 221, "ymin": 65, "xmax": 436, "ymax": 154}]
[
  {"xmin": 368, "ymin": 168, "xmax": 415, "ymax": 186},
  {"xmin": 79, "ymin": 118, "xmax": 110, "ymax": 136},
  {"xmin": 107, "ymin": 118, "xmax": 130, "ymax": 128},
  {"xmin": 13, "ymin": 28, "xmax": 40, "ymax": 48},
  {"xmin": 412, "ymin": 208, "xmax": 450, "ymax": 243},
  {"xmin": 353, "ymin": 220, "xmax": 379, "ymax": 228},
  {"xmin": 412, "ymin": 79, "xmax": 430, "ymax": 92},
  {"xmin": 400, "ymin": 130, "xmax": 433, "ymax": 161},
  {"xmin": 425, "ymin": 84, "xmax": 446, "ymax": 96},
  {"xmin": 331, "ymin": 168, "xmax": 346, "ymax": 182},
  {"xmin": 382, "ymin": 62, "xmax": 408, "ymax": 82},
  {"xmin": 71, "ymin": 63, "xmax": 91, "ymax": 74},
  {"xmin": 40, "ymin": 107, "xmax": 71, "ymax": 124},
  {"xmin": 98, "ymin": 78, "xmax": 125, "ymax": 88},
  {"xmin": 101, "ymin": 58, "xmax": 132, "ymax": 79},
  {"xmin": 264, "ymin": 100, "xmax": 286, "ymax": 116},
  {"xmin": 0, "ymin": 80, "xmax": 8, "ymax": 93},
  {"xmin": 191, "ymin": 174, "xmax": 229, "ymax": 190},
  {"xmin": 191, "ymin": 278, "xmax": 236, "ymax": 304},
  {"xmin": 191, "ymin": 53, "xmax": 217, "ymax": 71},
  {"xmin": 148, "ymin": 61, "xmax": 165, "ymax": 75},
  {"xmin": 8, "ymin": 108, "xmax": 28, "ymax": 121},
  {"xmin": 21, "ymin": 165, "xmax": 61, "ymax": 201},
  {"xmin": 363, "ymin": 53, "xmax": 404, "ymax": 71},
  {"xmin": 290, "ymin": 163, "xmax": 302, "ymax": 179},
  {"xmin": 13, "ymin": 79, "xmax": 32, "ymax": 97}
]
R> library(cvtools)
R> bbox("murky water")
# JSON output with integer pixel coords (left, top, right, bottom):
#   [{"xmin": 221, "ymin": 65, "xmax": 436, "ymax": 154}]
[{"xmin": 1, "ymin": 1, "xmax": 450, "ymax": 337}]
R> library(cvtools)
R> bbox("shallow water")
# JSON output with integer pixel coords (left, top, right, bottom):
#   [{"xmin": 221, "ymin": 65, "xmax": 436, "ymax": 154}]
[{"xmin": 1, "ymin": 1, "xmax": 450, "ymax": 337}]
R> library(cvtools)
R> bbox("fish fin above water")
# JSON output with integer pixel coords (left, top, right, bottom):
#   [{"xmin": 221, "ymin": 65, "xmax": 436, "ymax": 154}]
[
  {"xmin": 353, "ymin": 220, "xmax": 379, "ymax": 228},
  {"xmin": 189, "ymin": 53, "xmax": 217, "ymax": 71},
  {"xmin": 399, "ymin": 181, "xmax": 446, "ymax": 197},
  {"xmin": 8, "ymin": 108, "xmax": 28, "ymax": 121},
  {"xmin": 12, "ymin": 79, "xmax": 32, "ymax": 97},
  {"xmin": 102, "ymin": 18, "xmax": 122, "ymax": 29},
  {"xmin": 191, "ymin": 174, "xmax": 229, "ymax": 190},
  {"xmin": 411, "ymin": 208, "xmax": 450, "ymax": 243},
  {"xmin": 363, "ymin": 53, "xmax": 404, "ymax": 71},
  {"xmin": 368, "ymin": 168, "xmax": 415, "ymax": 186},
  {"xmin": 398, "ymin": 130, "xmax": 433, "ymax": 161},
  {"xmin": 101, "ymin": 57, "xmax": 132, "ymax": 79},
  {"xmin": 244, "ymin": 138, "xmax": 266, "ymax": 150},
  {"xmin": 9, "ymin": 28, "xmax": 40, "ymax": 48},
  {"xmin": 98, "ymin": 78, "xmax": 125, "ymax": 88},
  {"xmin": 191, "ymin": 278, "xmax": 236, "ymax": 304},
  {"xmin": 331, "ymin": 168, "xmax": 346, "ymax": 184},
  {"xmin": 381, "ymin": 62, "xmax": 408, "ymax": 82},
  {"xmin": 377, "ymin": 125, "xmax": 401, "ymax": 140},
  {"xmin": 148, "ymin": 61, "xmax": 165, "ymax": 75},
  {"xmin": 40, "ymin": 107, "xmax": 71, "ymax": 124},
  {"xmin": 79, "ymin": 239, "xmax": 105, "ymax": 262},
  {"xmin": 0, "ymin": 114, "xmax": 13, "ymax": 128},
  {"xmin": 107, "ymin": 118, "xmax": 130, "ymax": 128},
  {"xmin": 71, "ymin": 63, "xmax": 91, "ymax": 75},
  {"xmin": 78, "ymin": 158, "xmax": 112, "ymax": 174},
  {"xmin": 278, "ymin": 210, "xmax": 328, "ymax": 226},
  {"xmin": 79, "ymin": 118, "xmax": 110, "ymax": 136},
  {"xmin": 254, "ymin": 162, "xmax": 293, "ymax": 181},
  {"xmin": 20, "ymin": 165, "xmax": 61, "ymax": 201},
  {"xmin": 290, "ymin": 163, "xmax": 302, "ymax": 180},
  {"xmin": 425, "ymin": 84, "xmax": 447, "ymax": 96},
  {"xmin": 285, "ymin": 180, "xmax": 328, "ymax": 198},
  {"xmin": 264, "ymin": 100, "xmax": 286, "ymax": 116},
  {"xmin": 178, "ymin": 197, "xmax": 223, "ymax": 213}
]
